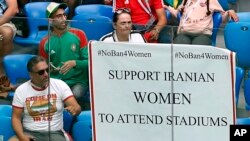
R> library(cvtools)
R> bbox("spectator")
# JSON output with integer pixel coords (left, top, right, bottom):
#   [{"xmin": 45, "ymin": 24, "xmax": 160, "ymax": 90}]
[
  {"xmin": 104, "ymin": 0, "xmax": 113, "ymax": 5},
  {"xmin": 9, "ymin": 56, "xmax": 81, "ymax": 141},
  {"xmin": 100, "ymin": 8, "xmax": 146, "ymax": 42},
  {"xmin": 39, "ymin": 2, "xmax": 89, "ymax": 110},
  {"xmin": 114, "ymin": 0, "xmax": 171, "ymax": 43},
  {"xmin": 166, "ymin": 0, "xmax": 239, "ymax": 45},
  {"xmin": 164, "ymin": 0, "xmax": 182, "ymax": 8},
  {"xmin": 0, "ymin": 0, "xmax": 19, "ymax": 98}
]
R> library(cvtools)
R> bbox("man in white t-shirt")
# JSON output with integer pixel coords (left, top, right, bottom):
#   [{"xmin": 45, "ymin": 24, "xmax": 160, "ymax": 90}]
[{"xmin": 10, "ymin": 56, "xmax": 81, "ymax": 141}]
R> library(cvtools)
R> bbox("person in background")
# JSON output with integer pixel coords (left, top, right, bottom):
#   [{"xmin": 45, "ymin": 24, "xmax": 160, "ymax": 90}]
[
  {"xmin": 100, "ymin": 8, "xmax": 146, "ymax": 42},
  {"xmin": 9, "ymin": 56, "xmax": 81, "ymax": 141},
  {"xmin": 114, "ymin": 0, "xmax": 171, "ymax": 43},
  {"xmin": 39, "ymin": 2, "xmax": 89, "ymax": 110},
  {"xmin": 104, "ymin": 0, "xmax": 113, "ymax": 5},
  {"xmin": 0, "ymin": 0, "xmax": 19, "ymax": 98},
  {"xmin": 166, "ymin": 0, "xmax": 239, "ymax": 45}
]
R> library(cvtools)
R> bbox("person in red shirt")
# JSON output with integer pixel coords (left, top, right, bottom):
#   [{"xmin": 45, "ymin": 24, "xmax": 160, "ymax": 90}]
[{"xmin": 114, "ymin": 0, "xmax": 171, "ymax": 43}]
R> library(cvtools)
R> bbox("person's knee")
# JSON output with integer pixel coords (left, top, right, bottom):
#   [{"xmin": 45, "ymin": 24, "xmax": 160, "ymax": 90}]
[
  {"xmin": 192, "ymin": 35, "xmax": 211, "ymax": 45},
  {"xmin": 0, "ymin": 26, "xmax": 14, "ymax": 41},
  {"xmin": 8, "ymin": 135, "xmax": 19, "ymax": 141},
  {"xmin": 174, "ymin": 34, "xmax": 191, "ymax": 44}
]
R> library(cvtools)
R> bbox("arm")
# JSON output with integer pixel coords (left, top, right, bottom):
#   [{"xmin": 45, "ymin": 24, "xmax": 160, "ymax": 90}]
[
  {"xmin": 150, "ymin": 8, "xmax": 167, "ymax": 40},
  {"xmin": 222, "ymin": 10, "xmax": 239, "ymax": 22},
  {"xmin": 0, "ymin": 0, "xmax": 19, "ymax": 26},
  {"xmin": 12, "ymin": 107, "xmax": 34, "ymax": 141},
  {"xmin": 64, "ymin": 96, "xmax": 81, "ymax": 116},
  {"xmin": 60, "ymin": 46, "xmax": 88, "ymax": 74}
]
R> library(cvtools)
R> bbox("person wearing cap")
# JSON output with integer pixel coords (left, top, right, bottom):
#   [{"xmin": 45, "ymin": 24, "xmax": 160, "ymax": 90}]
[
  {"xmin": 0, "ymin": 0, "xmax": 19, "ymax": 99},
  {"xmin": 39, "ymin": 2, "xmax": 90, "ymax": 111},
  {"xmin": 9, "ymin": 56, "xmax": 81, "ymax": 141}
]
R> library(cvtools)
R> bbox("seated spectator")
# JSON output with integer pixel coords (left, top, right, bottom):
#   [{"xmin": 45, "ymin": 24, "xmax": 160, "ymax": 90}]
[
  {"xmin": 0, "ymin": 0, "xmax": 19, "ymax": 99},
  {"xmin": 114, "ymin": 0, "xmax": 171, "ymax": 43},
  {"xmin": 9, "ymin": 56, "xmax": 81, "ymax": 141},
  {"xmin": 100, "ymin": 8, "xmax": 146, "ymax": 43},
  {"xmin": 166, "ymin": 0, "xmax": 239, "ymax": 45},
  {"xmin": 39, "ymin": 2, "xmax": 89, "ymax": 110}
]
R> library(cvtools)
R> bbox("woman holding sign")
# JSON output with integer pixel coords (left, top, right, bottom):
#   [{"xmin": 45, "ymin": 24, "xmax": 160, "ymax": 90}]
[{"xmin": 100, "ymin": 8, "xmax": 147, "ymax": 43}]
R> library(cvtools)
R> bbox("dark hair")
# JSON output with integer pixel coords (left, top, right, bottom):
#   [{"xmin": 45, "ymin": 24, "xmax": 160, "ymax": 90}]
[
  {"xmin": 180, "ymin": 0, "xmax": 211, "ymax": 16},
  {"xmin": 113, "ymin": 8, "xmax": 131, "ymax": 23},
  {"xmin": 27, "ymin": 56, "xmax": 46, "ymax": 72}
]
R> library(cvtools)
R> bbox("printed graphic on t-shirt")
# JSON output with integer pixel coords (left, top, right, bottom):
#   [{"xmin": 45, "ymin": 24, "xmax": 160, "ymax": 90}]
[{"xmin": 25, "ymin": 94, "xmax": 58, "ymax": 122}]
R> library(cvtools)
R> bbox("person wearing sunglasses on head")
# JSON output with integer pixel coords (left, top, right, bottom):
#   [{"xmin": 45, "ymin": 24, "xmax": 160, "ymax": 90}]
[
  {"xmin": 114, "ymin": 0, "xmax": 171, "ymax": 43},
  {"xmin": 9, "ymin": 56, "xmax": 81, "ymax": 141},
  {"xmin": 39, "ymin": 2, "xmax": 89, "ymax": 111},
  {"xmin": 100, "ymin": 8, "xmax": 147, "ymax": 42}
]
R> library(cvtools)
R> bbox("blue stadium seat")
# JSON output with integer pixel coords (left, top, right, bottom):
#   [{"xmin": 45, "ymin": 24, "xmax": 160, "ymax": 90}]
[
  {"xmin": 63, "ymin": 110, "xmax": 74, "ymax": 133},
  {"xmin": 0, "ymin": 105, "xmax": 12, "ymax": 117},
  {"xmin": 0, "ymin": 116, "xmax": 15, "ymax": 141},
  {"xmin": 71, "ymin": 14, "xmax": 113, "ymax": 40},
  {"xmin": 237, "ymin": 117, "xmax": 250, "ymax": 125},
  {"xmin": 244, "ymin": 77, "xmax": 250, "ymax": 111},
  {"xmin": 14, "ymin": 2, "xmax": 50, "ymax": 47},
  {"xmin": 224, "ymin": 22, "xmax": 250, "ymax": 68},
  {"xmin": 72, "ymin": 121, "xmax": 92, "ymax": 141},
  {"xmin": 235, "ymin": 67, "xmax": 244, "ymax": 106},
  {"xmin": 3, "ymin": 54, "xmax": 35, "ymax": 98},
  {"xmin": 76, "ymin": 110, "xmax": 91, "ymax": 122},
  {"xmin": 236, "ymin": 12, "xmax": 250, "ymax": 22},
  {"xmin": 218, "ymin": 0, "xmax": 229, "ymax": 10},
  {"xmin": 74, "ymin": 4, "xmax": 113, "ymax": 19}
]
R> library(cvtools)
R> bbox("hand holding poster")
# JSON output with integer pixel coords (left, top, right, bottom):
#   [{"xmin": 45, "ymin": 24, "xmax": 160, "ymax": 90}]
[{"xmin": 89, "ymin": 41, "xmax": 236, "ymax": 141}]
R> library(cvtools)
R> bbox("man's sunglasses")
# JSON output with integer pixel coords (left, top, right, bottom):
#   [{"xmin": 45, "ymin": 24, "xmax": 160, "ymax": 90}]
[
  {"xmin": 115, "ymin": 8, "xmax": 130, "ymax": 14},
  {"xmin": 34, "ymin": 68, "xmax": 49, "ymax": 75}
]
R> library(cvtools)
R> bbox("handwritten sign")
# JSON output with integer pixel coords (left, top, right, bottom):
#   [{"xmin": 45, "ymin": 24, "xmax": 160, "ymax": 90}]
[{"xmin": 89, "ymin": 41, "xmax": 236, "ymax": 141}]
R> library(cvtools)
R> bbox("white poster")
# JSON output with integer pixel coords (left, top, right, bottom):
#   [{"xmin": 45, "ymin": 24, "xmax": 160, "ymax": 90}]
[{"xmin": 88, "ymin": 41, "xmax": 236, "ymax": 141}]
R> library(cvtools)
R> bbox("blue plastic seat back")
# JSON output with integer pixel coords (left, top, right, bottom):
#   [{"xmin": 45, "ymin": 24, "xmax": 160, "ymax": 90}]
[
  {"xmin": 229, "ymin": 12, "xmax": 250, "ymax": 23},
  {"xmin": 75, "ymin": 4, "xmax": 114, "ymax": 19},
  {"xmin": 0, "ymin": 116, "xmax": 15, "ymax": 141},
  {"xmin": 76, "ymin": 110, "xmax": 91, "ymax": 122},
  {"xmin": 63, "ymin": 110, "xmax": 74, "ymax": 133},
  {"xmin": 177, "ymin": 12, "xmax": 222, "ymax": 46},
  {"xmin": 14, "ymin": 2, "xmax": 50, "ymax": 45},
  {"xmin": 211, "ymin": 12, "xmax": 222, "ymax": 46},
  {"xmin": 3, "ymin": 54, "xmax": 35, "ymax": 85},
  {"xmin": 224, "ymin": 22, "xmax": 250, "ymax": 68},
  {"xmin": 71, "ymin": 14, "xmax": 113, "ymax": 40},
  {"xmin": 235, "ymin": 67, "xmax": 244, "ymax": 106},
  {"xmin": 237, "ymin": 118, "xmax": 250, "ymax": 125},
  {"xmin": 244, "ymin": 74, "xmax": 250, "ymax": 111},
  {"xmin": 218, "ymin": 0, "xmax": 229, "ymax": 10},
  {"xmin": 0, "ymin": 105, "xmax": 12, "ymax": 117},
  {"xmin": 236, "ymin": 12, "xmax": 250, "ymax": 22},
  {"xmin": 72, "ymin": 121, "xmax": 92, "ymax": 141}
]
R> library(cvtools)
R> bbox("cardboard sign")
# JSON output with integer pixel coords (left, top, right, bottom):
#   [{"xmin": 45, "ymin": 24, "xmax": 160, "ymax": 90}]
[{"xmin": 89, "ymin": 41, "xmax": 236, "ymax": 141}]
